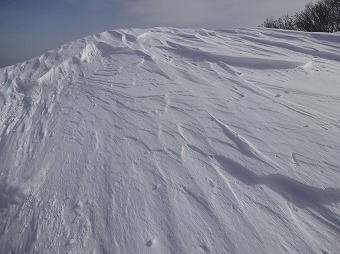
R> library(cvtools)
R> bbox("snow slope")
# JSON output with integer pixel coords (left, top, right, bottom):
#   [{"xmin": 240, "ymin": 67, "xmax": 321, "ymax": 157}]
[{"xmin": 0, "ymin": 27, "xmax": 340, "ymax": 253}]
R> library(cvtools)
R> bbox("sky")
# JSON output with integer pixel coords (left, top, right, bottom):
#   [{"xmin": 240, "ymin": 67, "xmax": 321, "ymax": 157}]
[{"xmin": 0, "ymin": 0, "xmax": 314, "ymax": 68}]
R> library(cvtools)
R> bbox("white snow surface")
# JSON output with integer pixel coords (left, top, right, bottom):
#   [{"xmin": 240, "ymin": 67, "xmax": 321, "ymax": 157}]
[{"xmin": 0, "ymin": 27, "xmax": 340, "ymax": 253}]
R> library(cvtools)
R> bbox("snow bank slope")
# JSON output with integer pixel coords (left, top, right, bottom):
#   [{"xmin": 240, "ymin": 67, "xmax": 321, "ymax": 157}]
[{"xmin": 0, "ymin": 27, "xmax": 339, "ymax": 253}]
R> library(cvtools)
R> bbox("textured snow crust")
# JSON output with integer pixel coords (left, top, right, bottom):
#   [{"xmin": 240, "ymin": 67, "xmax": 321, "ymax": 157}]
[{"xmin": 0, "ymin": 27, "xmax": 340, "ymax": 253}]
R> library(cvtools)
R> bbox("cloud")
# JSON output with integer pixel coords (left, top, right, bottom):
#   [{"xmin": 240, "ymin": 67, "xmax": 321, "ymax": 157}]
[
  {"xmin": 122, "ymin": 0, "xmax": 312, "ymax": 28},
  {"xmin": 60, "ymin": 0, "xmax": 237, "ymax": 27},
  {"xmin": 124, "ymin": 0, "xmax": 229, "ymax": 25}
]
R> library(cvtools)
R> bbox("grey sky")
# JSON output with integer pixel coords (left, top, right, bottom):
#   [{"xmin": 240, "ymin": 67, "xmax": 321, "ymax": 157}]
[{"xmin": 0, "ymin": 0, "xmax": 313, "ymax": 68}]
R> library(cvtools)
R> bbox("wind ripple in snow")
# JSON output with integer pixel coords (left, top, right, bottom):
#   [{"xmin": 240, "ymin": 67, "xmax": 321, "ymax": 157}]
[{"xmin": 0, "ymin": 27, "xmax": 340, "ymax": 254}]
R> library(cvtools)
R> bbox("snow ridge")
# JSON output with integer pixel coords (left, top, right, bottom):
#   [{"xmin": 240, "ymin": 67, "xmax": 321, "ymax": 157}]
[{"xmin": 0, "ymin": 27, "xmax": 340, "ymax": 253}]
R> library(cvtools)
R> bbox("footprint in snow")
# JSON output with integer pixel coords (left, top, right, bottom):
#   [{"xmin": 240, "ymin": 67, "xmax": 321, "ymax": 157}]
[
  {"xmin": 291, "ymin": 152, "xmax": 300, "ymax": 166},
  {"xmin": 208, "ymin": 178, "xmax": 215, "ymax": 188},
  {"xmin": 66, "ymin": 238, "xmax": 76, "ymax": 246},
  {"xmin": 152, "ymin": 184, "xmax": 161, "ymax": 191},
  {"xmin": 146, "ymin": 239, "xmax": 155, "ymax": 247},
  {"xmin": 200, "ymin": 244, "xmax": 211, "ymax": 253}
]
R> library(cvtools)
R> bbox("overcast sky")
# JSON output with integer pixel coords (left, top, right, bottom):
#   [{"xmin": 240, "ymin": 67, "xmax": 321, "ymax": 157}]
[{"xmin": 0, "ymin": 0, "xmax": 314, "ymax": 68}]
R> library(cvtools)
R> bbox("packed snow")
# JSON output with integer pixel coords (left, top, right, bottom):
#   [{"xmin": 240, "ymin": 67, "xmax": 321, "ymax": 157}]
[{"xmin": 0, "ymin": 27, "xmax": 340, "ymax": 253}]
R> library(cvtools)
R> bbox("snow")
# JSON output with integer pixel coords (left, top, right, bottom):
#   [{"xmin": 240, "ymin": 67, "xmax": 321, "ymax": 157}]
[{"xmin": 0, "ymin": 27, "xmax": 340, "ymax": 253}]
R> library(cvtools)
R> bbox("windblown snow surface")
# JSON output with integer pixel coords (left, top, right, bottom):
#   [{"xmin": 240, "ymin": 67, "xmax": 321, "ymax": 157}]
[{"xmin": 0, "ymin": 27, "xmax": 340, "ymax": 253}]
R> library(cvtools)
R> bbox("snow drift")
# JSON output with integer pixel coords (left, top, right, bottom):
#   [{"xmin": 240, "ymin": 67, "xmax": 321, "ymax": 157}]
[{"xmin": 0, "ymin": 27, "xmax": 339, "ymax": 253}]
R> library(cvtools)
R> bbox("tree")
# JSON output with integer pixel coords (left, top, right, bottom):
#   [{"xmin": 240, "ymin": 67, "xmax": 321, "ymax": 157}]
[
  {"xmin": 261, "ymin": 0, "xmax": 340, "ymax": 33},
  {"xmin": 260, "ymin": 14, "xmax": 296, "ymax": 30},
  {"xmin": 328, "ymin": 0, "xmax": 340, "ymax": 31},
  {"xmin": 295, "ymin": 1, "xmax": 333, "ymax": 32}
]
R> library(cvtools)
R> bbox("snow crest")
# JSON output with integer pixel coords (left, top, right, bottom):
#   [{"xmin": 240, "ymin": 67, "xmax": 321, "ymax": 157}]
[{"xmin": 0, "ymin": 27, "xmax": 340, "ymax": 253}]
